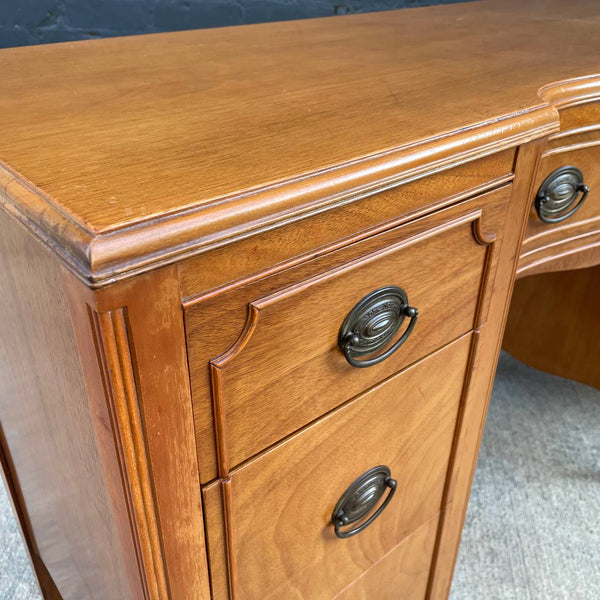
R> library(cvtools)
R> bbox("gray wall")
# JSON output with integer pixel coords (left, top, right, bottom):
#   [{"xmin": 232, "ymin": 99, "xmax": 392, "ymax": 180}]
[{"xmin": 1, "ymin": 0, "xmax": 459, "ymax": 48}]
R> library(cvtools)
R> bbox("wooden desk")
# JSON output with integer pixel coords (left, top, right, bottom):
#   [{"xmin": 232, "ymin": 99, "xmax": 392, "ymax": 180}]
[{"xmin": 0, "ymin": 1, "xmax": 598, "ymax": 598}]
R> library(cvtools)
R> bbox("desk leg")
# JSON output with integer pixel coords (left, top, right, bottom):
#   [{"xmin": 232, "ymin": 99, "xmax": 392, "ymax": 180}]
[{"xmin": 503, "ymin": 266, "xmax": 600, "ymax": 390}]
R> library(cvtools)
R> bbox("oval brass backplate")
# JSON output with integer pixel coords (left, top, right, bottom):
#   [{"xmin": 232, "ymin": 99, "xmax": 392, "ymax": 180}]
[
  {"xmin": 332, "ymin": 465, "xmax": 397, "ymax": 538},
  {"xmin": 535, "ymin": 165, "xmax": 589, "ymax": 224},
  {"xmin": 338, "ymin": 286, "xmax": 418, "ymax": 368}
]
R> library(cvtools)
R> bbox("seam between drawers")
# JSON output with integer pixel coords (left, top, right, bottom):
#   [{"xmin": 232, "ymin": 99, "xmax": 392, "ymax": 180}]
[{"xmin": 202, "ymin": 329, "xmax": 475, "ymax": 487}]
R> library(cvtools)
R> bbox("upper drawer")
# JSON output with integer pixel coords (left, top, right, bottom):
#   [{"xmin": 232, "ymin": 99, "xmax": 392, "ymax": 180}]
[
  {"xmin": 186, "ymin": 186, "xmax": 509, "ymax": 478},
  {"xmin": 202, "ymin": 335, "xmax": 472, "ymax": 600},
  {"xmin": 519, "ymin": 102, "xmax": 600, "ymax": 276}
]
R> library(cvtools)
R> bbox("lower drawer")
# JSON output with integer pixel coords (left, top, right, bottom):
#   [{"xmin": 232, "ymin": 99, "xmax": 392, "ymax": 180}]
[
  {"xmin": 202, "ymin": 333, "xmax": 473, "ymax": 599},
  {"xmin": 335, "ymin": 515, "xmax": 440, "ymax": 600}
]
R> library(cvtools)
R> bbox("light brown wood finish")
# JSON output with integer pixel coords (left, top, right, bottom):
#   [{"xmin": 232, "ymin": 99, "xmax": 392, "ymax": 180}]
[
  {"xmin": 187, "ymin": 186, "xmax": 508, "ymax": 481},
  {"xmin": 519, "ymin": 101, "xmax": 600, "ymax": 277},
  {"xmin": 0, "ymin": 3, "xmax": 599, "ymax": 600},
  {"xmin": 178, "ymin": 150, "xmax": 515, "ymax": 299},
  {"xmin": 66, "ymin": 268, "xmax": 213, "ymax": 600},
  {"xmin": 210, "ymin": 211, "xmax": 483, "ymax": 466},
  {"xmin": 427, "ymin": 139, "xmax": 549, "ymax": 599},
  {"xmin": 0, "ymin": 199, "xmax": 210, "ymax": 598},
  {"xmin": 203, "ymin": 335, "xmax": 472, "ymax": 599},
  {"xmin": 1, "ymin": 1, "xmax": 600, "ymax": 286},
  {"xmin": 0, "ymin": 209, "xmax": 140, "ymax": 599},
  {"xmin": 503, "ymin": 266, "xmax": 600, "ymax": 389},
  {"xmin": 334, "ymin": 515, "xmax": 440, "ymax": 600}
]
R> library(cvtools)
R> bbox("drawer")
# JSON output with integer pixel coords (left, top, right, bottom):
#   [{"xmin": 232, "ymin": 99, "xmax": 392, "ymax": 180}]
[
  {"xmin": 186, "ymin": 187, "xmax": 509, "ymax": 478},
  {"xmin": 202, "ymin": 334, "xmax": 472, "ymax": 599},
  {"xmin": 334, "ymin": 516, "xmax": 439, "ymax": 600},
  {"xmin": 519, "ymin": 103, "xmax": 600, "ymax": 276}
]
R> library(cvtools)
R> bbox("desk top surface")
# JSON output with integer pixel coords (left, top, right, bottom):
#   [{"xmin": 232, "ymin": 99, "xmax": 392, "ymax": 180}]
[{"xmin": 0, "ymin": 0, "xmax": 599, "ymax": 285}]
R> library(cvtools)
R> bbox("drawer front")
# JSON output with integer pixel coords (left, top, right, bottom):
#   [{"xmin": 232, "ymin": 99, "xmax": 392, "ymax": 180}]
[
  {"xmin": 202, "ymin": 335, "xmax": 472, "ymax": 599},
  {"xmin": 334, "ymin": 516, "xmax": 439, "ymax": 600},
  {"xmin": 519, "ymin": 103, "xmax": 600, "ymax": 276},
  {"xmin": 187, "ymin": 187, "xmax": 509, "ymax": 476}
]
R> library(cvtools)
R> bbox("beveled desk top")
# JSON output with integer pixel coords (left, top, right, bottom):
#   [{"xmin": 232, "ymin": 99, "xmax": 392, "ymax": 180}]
[{"xmin": 0, "ymin": 0, "xmax": 599, "ymax": 285}]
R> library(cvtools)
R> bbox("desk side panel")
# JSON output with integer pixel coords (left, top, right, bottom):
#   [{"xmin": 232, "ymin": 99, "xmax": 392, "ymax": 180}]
[{"xmin": 0, "ymin": 209, "xmax": 143, "ymax": 599}]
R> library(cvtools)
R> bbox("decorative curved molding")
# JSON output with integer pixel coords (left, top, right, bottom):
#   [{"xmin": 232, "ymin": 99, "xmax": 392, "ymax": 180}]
[
  {"xmin": 522, "ymin": 214, "xmax": 600, "ymax": 246},
  {"xmin": 543, "ymin": 138, "xmax": 600, "ymax": 158},
  {"xmin": 539, "ymin": 75, "xmax": 600, "ymax": 109},
  {"xmin": 211, "ymin": 207, "xmax": 494, "ymax": 376},
  {"xmin": 250, "ymin": 209, "xmax": 490, "ymax": 311},
  {"xmin": 211, "ymin": 305, "xmax": 261, "ymax": 370},
  {"xmin": 90, "ymin": 307, "xmax": 169, "ymax": 600},
  {"xmin": 0, "ymin": 106, "xmax": 555, "ymax": 289},
  {"xmin": 517, "ymin": 234, "xmax": 600, "ymax": 278},
  {"xmin": 204, "ymin": 203, "xmax": 501, "ymax": 600},
  {"xmin": 520, "ymin": 225, "xmax": 600, "ymax": 263},
  {"xmin": 549, "ymin": 123, "xmax": 600, "ymax": 141},
  {"xmin": 207, "ymin": 207, "xmax": 499, "ymax": 474},
  {"xmin": 209, "ymin": 304, "xmax": 262, "ymax": 478},
  {"xmin": 472, "ymin": 233, "xmax": 498, "ymax": 329},
  {"xmin": 183, "ymin": 173, "xmax": 514, "ymax": 308},
  {"xmin": 472, "ymin": 218, "xmax": 498, "ymax": 246}
]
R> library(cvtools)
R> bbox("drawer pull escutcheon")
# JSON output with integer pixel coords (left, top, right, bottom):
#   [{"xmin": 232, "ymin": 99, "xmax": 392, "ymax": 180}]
[
  {"xmin": 535, "ymin": 166, "xmax": 589, "ymax": 224},
  {"xmin": 332, "ymin": 465, "xmax": 397, "ymax": 539},
  {"xmin": 338, "ymin": 286, "xmax": 418, "ymax": 368}
]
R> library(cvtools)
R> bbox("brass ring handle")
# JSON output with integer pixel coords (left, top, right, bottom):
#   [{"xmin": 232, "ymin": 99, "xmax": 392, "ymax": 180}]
[
  {"xmin": 338, "ymin": 286, "xmax": 418, "ymax": 369},
  {"xmin": 535, "ymin": 166, "xmax": 589, "ymax": 224},
  {"xmin": 332, "ymin": 466, "xmax": 397, "ymax": 539}
]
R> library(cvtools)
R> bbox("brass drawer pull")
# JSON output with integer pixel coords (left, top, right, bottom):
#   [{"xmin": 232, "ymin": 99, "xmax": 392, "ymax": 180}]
[
  {"xmin": 338, "ymin": 286, "xmax": 418, "ymax": 368},
  {"xmin": 332, "ymin": 466, "xmax": 397, "ymax": 539},
  {"xmin": 535, "ymin": 166, "xmax": 589, "ymax": 224}
]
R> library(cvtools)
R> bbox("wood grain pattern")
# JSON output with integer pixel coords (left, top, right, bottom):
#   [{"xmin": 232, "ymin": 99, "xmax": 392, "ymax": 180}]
[
  {"xmin": 333, "ymin": 514, "xmax": 440, "ymax": 600},
  {"xmin": 0, "ymin": 107, "xmax": 545, "ymax": 289},
  {"xmin": 3, "ymin": 0, "xmax": 600, "ymax": 285},
  {"xmin": 520, "ymin": 146, "xmax": 600, "ymax": 275},
  {"xmin": 210, "ymin": 209, "xmax": 497, "ymax": 468},
  {"xmin": 518, "ymin": 229, "xmax": 600, "ymax": 278},
  {"xmin": 187, "ymin": 186, "xmax": 509, "ymax": 482},
  {"xmin": 91, "ymin": 308, "xmax": 169, "ymax": 600},
  {"xmin": 203, "ymin": 335, "xmax": 472, "ymax": 600},
  {"xmin": 550, "ymin": 101, "xmax": 600, "ymax": 129},
  {"xmin": 539, "ymin": 77, "xmax": 600, "ymax": 110},
  {"xmin": 519, "ymin": 101, "xmax": 600, "ymax": 276},
  {"xmin": 84, "ymin": 268, "xmax": 212, "ymax": 600},
  {"xmin": 503, "ymin": 267, "xmax": 600, "ymax": 389},
  {"xmin": 1, "ymin": 248, "xmax": 212, "ymax": 599},
  {"xmin": 1, "ymin": 2, "xmax": 599, "ymax": 598},
  {"xmin": 178, "ymin": 151, "xmax": 515, "ymax": 300},
  {"xmin": 0, "ymin": 210, "xmax": 140, "ymax": 599}
]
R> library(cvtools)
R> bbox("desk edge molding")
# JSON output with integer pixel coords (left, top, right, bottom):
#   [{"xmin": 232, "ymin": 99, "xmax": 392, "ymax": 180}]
[{"xmin": 0, "ymin": 88, "xmax": 582, "ymax": 288}]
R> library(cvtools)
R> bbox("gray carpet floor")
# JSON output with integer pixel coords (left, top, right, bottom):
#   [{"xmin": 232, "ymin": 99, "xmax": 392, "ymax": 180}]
[
  {"xmin": 450, "ymin": 352, "xmax": 600, "ymax": 600},
  {"xmin": 1, "ymin": 352, "xmax": 598, "ymax": 599}
]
